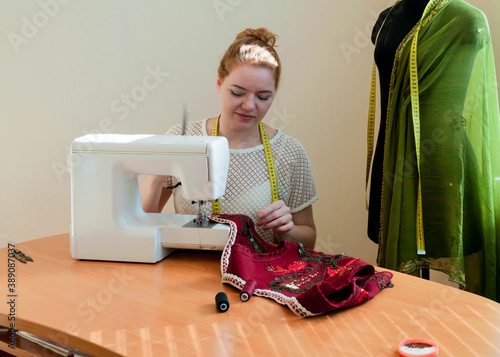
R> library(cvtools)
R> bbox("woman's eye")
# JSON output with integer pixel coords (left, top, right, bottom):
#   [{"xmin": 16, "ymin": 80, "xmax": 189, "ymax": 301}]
[
  {"xmin": 258, "ymin": 96, "xmax": 270, "ymax": 101},
  {"xmin": 231, "ymin": 91, "xmax": 244, "ymax": 97}
]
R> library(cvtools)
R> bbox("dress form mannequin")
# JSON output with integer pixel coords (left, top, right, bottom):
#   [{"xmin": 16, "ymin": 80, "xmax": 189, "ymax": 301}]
[
  {"xmin": 368, "ymin": 0, "xmax": 430, "ymax": 245},
  {"xmin": 367, "ymin": 0, "xmax": 500, "ymax": 302},
  {"xmin": 369, "ymin": 0, "xmax": 431, "ymax": 279}
]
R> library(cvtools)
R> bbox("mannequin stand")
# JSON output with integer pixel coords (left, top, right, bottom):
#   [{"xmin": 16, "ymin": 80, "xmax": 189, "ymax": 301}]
[{"xmin": 421, "ymin": 268, "xmax": 430, "ymax": 280}]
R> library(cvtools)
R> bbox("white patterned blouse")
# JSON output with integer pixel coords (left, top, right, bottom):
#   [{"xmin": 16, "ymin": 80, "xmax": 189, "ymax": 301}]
[{"xmin": 164, "ymin": 118, "xmax": 318, "ymax": 244}]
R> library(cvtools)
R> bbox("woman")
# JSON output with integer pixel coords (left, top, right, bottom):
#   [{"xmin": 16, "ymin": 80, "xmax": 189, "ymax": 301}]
[{"xmin": 141, "ymin": 28, "xmax": 318, "ymax": 249}]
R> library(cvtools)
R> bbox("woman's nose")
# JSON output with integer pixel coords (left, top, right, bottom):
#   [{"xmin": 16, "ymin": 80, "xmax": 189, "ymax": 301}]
[{"xmin": 241, "ymin": 95, "xmax": 255, "ymax": 111}]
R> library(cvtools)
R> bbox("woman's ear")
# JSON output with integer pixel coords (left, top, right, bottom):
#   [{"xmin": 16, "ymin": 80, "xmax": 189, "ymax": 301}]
[{"xmin": 216, "ymin": 75, "xmax": 222, "ymax": 93}]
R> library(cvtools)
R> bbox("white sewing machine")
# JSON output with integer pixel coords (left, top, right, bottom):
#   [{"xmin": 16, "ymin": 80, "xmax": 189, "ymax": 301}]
[{"xmin": 70, "ymin": 134, "xmax": 231, "ymax": 263}]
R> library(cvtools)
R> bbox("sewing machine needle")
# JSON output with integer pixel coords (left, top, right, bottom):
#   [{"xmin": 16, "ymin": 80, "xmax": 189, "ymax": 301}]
[{"xmin": 182, "ymin": 103, "xmax": 189, "ymax": 135}]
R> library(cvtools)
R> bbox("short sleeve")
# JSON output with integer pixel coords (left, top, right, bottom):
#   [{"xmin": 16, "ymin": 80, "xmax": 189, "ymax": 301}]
[{"xmin": 274, "ymin": 136, "xmax": 318, "ymax": 213}]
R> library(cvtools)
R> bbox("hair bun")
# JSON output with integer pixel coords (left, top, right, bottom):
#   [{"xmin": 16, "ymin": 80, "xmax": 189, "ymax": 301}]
[
  {"xmin": 235, "ymin": 28, "xmax": 278, "ymax": 47},
  {"xmin": 219, "ymin": 27, "xmax": 282, "ymax": 90}
]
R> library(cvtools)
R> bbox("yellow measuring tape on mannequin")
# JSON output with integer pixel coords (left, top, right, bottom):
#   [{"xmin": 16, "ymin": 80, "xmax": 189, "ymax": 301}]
[
  {"xmin": 211, "ymin": 115, "xmax": 279, "ymax": 214},
  {"xmin": 367, "ymin": 0, "xmax": 440, "ymax": 255}
]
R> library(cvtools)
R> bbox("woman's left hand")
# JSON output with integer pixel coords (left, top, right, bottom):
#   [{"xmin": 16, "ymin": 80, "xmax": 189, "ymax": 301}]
[{"xmin": 255, "ymin": 200, "xmax": 294, "ymax": 233}]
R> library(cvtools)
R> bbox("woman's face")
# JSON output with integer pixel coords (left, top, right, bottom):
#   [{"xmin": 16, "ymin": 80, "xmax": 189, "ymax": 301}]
[{"xmin": 217, "ymin": 63, "xmax": 276, "ymax": 130}]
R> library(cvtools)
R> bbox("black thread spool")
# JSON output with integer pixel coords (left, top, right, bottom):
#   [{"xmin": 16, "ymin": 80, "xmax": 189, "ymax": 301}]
[
  {"xmin": 240, "ymin": 279, "xmax": 257, "ymax": 302},
  {"xmin": 215, "ymin": 292, "xmax": 229, "ymax": 313}
]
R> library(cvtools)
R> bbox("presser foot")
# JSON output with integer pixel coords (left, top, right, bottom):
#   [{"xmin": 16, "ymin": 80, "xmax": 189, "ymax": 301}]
[
  {"xmin": 191, "ymin": 200, "xmax": 210, "ymax": 227},
  {"xmin": 184, "ymin": 218, "xmax": 217, "ymax": 229},
  {"xmin": 193, "ymin": 213, "xmax": 208, "ymax": 227}
]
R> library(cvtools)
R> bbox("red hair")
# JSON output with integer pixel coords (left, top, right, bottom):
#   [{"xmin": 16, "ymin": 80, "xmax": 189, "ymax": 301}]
[{"xmin": 218, "ymin": 28, "xmax": 281, "ymax": 90}]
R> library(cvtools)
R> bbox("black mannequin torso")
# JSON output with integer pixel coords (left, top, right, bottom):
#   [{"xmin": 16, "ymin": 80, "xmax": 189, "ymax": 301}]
[
  {"xmin": 368, "ymin": 0, "xmax": 430, "ymax": 242},
  {"xmin": 372, "ymin": 0, "xmax": 430, "ymax": 112}
]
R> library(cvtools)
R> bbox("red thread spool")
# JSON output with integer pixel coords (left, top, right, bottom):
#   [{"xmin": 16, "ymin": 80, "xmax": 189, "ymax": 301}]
[{"xmin": 240, "ymin": 279, "xmax": 257, "ymax": 302}]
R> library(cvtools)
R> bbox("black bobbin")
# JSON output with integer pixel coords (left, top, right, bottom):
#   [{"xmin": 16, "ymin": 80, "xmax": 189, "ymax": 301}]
[{"xmin": 215, "ymin": 292, "xmax": 229, "ymax": 313}]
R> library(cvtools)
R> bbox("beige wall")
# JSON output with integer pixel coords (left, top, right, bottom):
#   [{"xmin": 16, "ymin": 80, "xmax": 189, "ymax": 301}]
[{"xmin": 1, "ymin": 0, "xmax": 499, "ymax": 266}]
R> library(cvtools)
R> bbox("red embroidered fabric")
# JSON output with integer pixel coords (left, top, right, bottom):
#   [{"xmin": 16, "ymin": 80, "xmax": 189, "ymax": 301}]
[{"xmin": 212, "ymin": 214, "xmax": 394, "ymax": 318}]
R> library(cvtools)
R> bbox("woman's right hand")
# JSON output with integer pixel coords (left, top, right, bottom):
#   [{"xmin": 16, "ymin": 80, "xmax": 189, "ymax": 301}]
[{"xmin": 140, "ymin": 175, "xmax": 172, "ymax": 213}]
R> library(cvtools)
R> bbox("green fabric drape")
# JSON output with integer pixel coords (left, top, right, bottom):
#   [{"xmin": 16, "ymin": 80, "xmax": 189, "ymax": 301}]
[{"xmin": 375, "ymin": 0, "xmax": 500, "ymax": 301}]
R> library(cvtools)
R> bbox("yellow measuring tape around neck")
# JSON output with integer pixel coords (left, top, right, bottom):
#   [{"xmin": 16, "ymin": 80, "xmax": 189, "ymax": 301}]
[
  {"xmin": 211, "ymin": 115, "xmax": 279, "ymax": 214},
  {"xmin": 367, "ymin": 0, "xmax": 440, "ymax": 255}
]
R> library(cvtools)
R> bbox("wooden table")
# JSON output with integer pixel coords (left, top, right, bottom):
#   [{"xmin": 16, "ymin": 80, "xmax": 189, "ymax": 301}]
[{"xmin": 1, "ymin": 234, "xmax": 499, "ymax": 356}]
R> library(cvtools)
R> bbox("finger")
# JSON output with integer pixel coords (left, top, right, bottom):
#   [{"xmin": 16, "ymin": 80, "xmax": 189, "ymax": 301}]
[
  {"xmin": 267, "ymin": 219, "xmax": 294, "ymax": 233},
  {"xmin": 261, "ymin": 213, "xmax": 293, "ymax": 230},
  {"xmin": 274, "ymin": 221, "xmax": 294, "ymax": 233},
  {"xmin": 256, "ymin": 200, "xmax": 283, "ymax": 219},
  {"xmin": 256, "ymin": 205, "xmax": 289, "ymax": 226}
]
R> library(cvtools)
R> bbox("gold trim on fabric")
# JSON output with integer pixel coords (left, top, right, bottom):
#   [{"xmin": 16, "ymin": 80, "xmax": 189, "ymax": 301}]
[{"xmin": 398, "ymin": 257, "xmax": 466, "ymax": 288}]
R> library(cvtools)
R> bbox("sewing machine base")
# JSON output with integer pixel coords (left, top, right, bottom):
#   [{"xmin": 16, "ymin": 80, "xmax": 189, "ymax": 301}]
[
  {"xmin": 161, "ymin": 219, "xmax": 230, "ymax": 251},
  {"xmin": 70, "ymin": 213, "xmax": 230, "ymax": 263}
]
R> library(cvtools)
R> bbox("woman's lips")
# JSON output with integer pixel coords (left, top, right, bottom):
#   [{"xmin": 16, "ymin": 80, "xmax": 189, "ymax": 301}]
[{"xmin": 236, "ymin": 113, "xmax": 255, "ymax": 120}]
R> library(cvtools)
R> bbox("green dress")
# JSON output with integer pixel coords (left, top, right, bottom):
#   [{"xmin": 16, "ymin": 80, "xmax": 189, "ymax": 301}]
[{"xmin": 372, "ymin": 0, "xmax": 500, "ymax": 302}]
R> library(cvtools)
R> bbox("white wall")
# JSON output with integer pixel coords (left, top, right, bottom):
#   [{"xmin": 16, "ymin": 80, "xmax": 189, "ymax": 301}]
[{"xmin": 1, "ymin": 0, "xmax": 499, "ymax": 266}]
